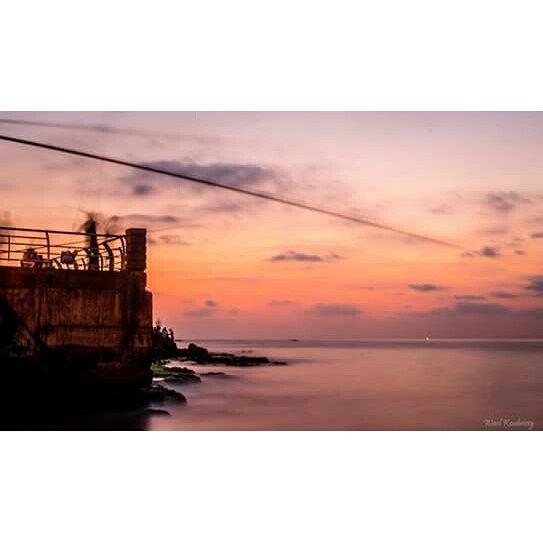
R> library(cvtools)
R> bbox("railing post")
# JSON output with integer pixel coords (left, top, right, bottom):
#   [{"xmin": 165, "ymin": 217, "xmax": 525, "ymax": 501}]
[
  {"xmin": 103, "ymin": 242, "xmax": 115, "ymax": 271},
  {"xmin": 125, "ymin": 229, "xmax": 147, "ymax": 272},
  {"xmin": 0, "ymin": 226, "xmax": 127, "ymax": 272},
  {"xmin": 45, "ymin": 231, "xmax": 50, "ymax": 264}
]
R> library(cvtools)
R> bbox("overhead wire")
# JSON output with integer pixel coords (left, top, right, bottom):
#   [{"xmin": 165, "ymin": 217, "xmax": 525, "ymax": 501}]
[{"xmin": 0, "ymin": 133, "xmax": 463, "ymax": 250}]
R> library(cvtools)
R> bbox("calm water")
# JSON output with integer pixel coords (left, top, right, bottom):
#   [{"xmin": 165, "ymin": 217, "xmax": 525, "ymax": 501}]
[
  {"xmin": 11, "ymin": 339, "xmax": 542, "ymax": 430},
  {"xmin": 147, "ymin": 339, "xmax": 543, "ymax": 430}
]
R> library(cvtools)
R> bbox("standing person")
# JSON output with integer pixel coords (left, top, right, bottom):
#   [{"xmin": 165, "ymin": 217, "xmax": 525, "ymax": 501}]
[{"xmin": 81, "ymin": 214, "xmax": 99, "ymax": 271}]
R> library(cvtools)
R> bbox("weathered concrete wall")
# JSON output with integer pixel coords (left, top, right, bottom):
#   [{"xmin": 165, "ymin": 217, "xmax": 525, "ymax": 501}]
[
  {"xmin": 0, "ymin": 267, "xmax": 152, "ymax": 353},
  {"xmin": 0, "ymin": 229, "xmax": 153, "ymax": 387}
]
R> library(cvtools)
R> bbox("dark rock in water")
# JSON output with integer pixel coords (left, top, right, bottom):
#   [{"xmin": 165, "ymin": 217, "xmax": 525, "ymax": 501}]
[
  {"xmin": 166, "ymin": 366, "xmax": 197, "ymax": 376},
  {"xmin": 175, "ymin": 342, "xmax": 286, "ymax": 367},
  {"xmin": 142, "ymin": 384, "xmax": 186, "ymax": 403},
  {"xmin": 168, "ymin": 366, "xmax": 196, "ymax": 374},
  {"xmin": 200, "ymin": 371, "xmax": 229, "ymax": 378},
  {"xmin": 203, "ymin": 355, "xmax": 235, "ymax": 364},
  {"xmin": 151, "ymin": 364, "xmax": 201, "ymax": 384},
  {"xmin": 177, "ymin": 343, "xmax": 210, "ymax": 362},
  {"xmin": 224, "ymin": 355, "xmax": 271, "ymax": 366},
  {"xmin": 164, "ymin": 374, "xmax": 201, "ymax": 384},
  {"xmin": 188, "ymin": 342, "xmax": 209, "ymax": 361}
]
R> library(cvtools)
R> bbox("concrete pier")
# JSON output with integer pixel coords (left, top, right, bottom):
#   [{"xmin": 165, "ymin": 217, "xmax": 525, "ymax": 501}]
[{"xmin": 0, "ymin": 228, "xmax": 153, "ymax": 387}]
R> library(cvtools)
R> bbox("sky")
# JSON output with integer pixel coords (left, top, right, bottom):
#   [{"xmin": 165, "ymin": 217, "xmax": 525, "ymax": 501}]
[{"xmin": 1, "ymin": 111, "xmax": 543, "ymax": 339}]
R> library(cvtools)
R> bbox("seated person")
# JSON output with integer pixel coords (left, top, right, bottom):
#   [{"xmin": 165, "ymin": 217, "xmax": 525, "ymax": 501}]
[{"xmin": 21, "ymin": 248, "xmax": 45, "ymax": 268}]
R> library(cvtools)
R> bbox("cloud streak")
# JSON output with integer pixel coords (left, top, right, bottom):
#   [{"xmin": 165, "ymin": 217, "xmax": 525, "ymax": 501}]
[
  {"xmin": 183, "ymin": 299, "xmax": 219, "ymax": 318},
  {"xmin": 0, "ymin": 117, "xmax": 217, "ymax": 144},
  {"xmin": 110, "ymin": 214, "xmax": 201, "ymax": 230},
  {"xmin": 154, "ymin": 235, "xmax": 190, "ymax": 245},
  {"xmin": 415, "ymin": 301, "xmax": 512, "ymax": 317},
  {"xmin": 491, "ymin": 291, "xmax": 520, "ymax": 299},
  {"xmin": 408, "ymin": 283, "xmax": 445, "ymax": 292},
  {"xmin": 123, "ymin": 160, "xmax": 278, "ymax": 196},
  {"xmin": 523, "ymin": 276, "xmax": 543, "ymax": 295},
  {"xmin": 306, "ymin": 304, "xmax": 362, "ymax": 316},
  {"xmin": 269, "ymin": 251, "xmax": 342, "ymax": 263},
  {"xmin": 412, "ymin": 302, "xmax": 543, "ymax": 320},
  {"xmin": 485, "ymin": 191, "xmax": 532, "ymax": 212},
  {"xmin": 268, "ymin": 300, "xmax": 296, "ymax": 307},
  {"xmin": 479, "ymin": 245, "xmax": 500, "ymax": 258}
]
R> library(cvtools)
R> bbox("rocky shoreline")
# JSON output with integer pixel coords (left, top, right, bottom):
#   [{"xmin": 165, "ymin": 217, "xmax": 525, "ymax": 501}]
[
  {"xmin": 176, "ymin": 342, "xmax": 287, "ymax": 367},
  {"xmin": 148, "ymin": 342, "xmax": 287, "ymax": 404},
  {"xmin": 0, "ymin": 335, "xmax": 286, "ymax": 427}
]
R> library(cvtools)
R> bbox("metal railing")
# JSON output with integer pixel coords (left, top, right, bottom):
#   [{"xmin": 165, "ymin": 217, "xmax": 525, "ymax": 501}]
[{"xmin": 0, "ymin": 226, "xmax": 126, "ymax": 272}]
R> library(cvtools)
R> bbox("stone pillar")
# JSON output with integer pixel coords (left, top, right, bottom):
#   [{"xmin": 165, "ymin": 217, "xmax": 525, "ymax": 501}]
[
  {"xmin": 123, "ymin": 229, "xmax": 153, "ymax": 373},
  {"xmin": 125, "ymin": 228, "xmax": 147, "ymax": 272}
]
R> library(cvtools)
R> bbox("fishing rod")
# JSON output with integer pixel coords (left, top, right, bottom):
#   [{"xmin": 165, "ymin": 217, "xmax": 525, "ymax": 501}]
[{"xmin": 0, "ymin": 133, "xmax": 462, "ymax": 249}]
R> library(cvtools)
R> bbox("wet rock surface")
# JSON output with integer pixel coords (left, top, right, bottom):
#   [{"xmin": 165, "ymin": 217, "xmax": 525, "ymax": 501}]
[
  {"xmin": 176, "ymin": 343, "xmax": 286, "ymax": 367},
  {"xmin": 141, "ymin": 384, "xmax": 186, "ymax": 403},
  {"xmin": 151, "ymin": 364, "xmax": 201, "ymax": 384},
  {"xmin": 200, "ymin": 371, "xmax": 229, "ymax": 378},
  {"xmin": 185, "ymin": 343, "xmax": 209, "ymax": 361}
]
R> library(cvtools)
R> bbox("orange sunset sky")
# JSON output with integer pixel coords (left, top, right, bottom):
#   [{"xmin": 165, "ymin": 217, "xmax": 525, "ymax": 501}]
[{"xmin": 1, "ymin": 112, "xmax": 543, "ymax": 339}]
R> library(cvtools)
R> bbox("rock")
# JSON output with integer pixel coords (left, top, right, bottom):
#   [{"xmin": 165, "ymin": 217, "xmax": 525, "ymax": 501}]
[
  {"xmin": 164, "ymin": 373, "xmax": 201, "ymax": 384},
  {"xmin": 185, "ymin": 343, "xmax": 210, "ymax": 362},
  {"xmin": 175, "ymin": 343, "xmax": 286, "ymax": 367},
  {"xmin": 151, "ymin": 364, "xmax": 202, "ymax": 384},
  {"xmin": 224, "ymin": 355, "xmax": 271, "ymax": 366},
  {"xmin": 142, "ymin": 384, "xmax": 186, "ymax": 403},
  {"xmin": 167, "ymin": 366, "xmax": 196, "ymax": 374},
  {"xmin": 187, "ymin": 351, "xmax": 272, "ymax": 366},
  {"xmin": 206, "ymin": 355, "xmax": 236, "ymax": 364},
  {"xmin": 200, "ymin": 371, "xmax": 229, "ymax": 378}
]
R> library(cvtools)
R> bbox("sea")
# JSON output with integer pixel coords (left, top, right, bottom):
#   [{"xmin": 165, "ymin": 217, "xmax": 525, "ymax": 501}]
[
  {"xmin": 144, "ymin": 339, "xmax": 543, "ymax": 431},
  {"xmin": 11, "ymin": 339, "xmax": 543, "ymax": 430}
]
